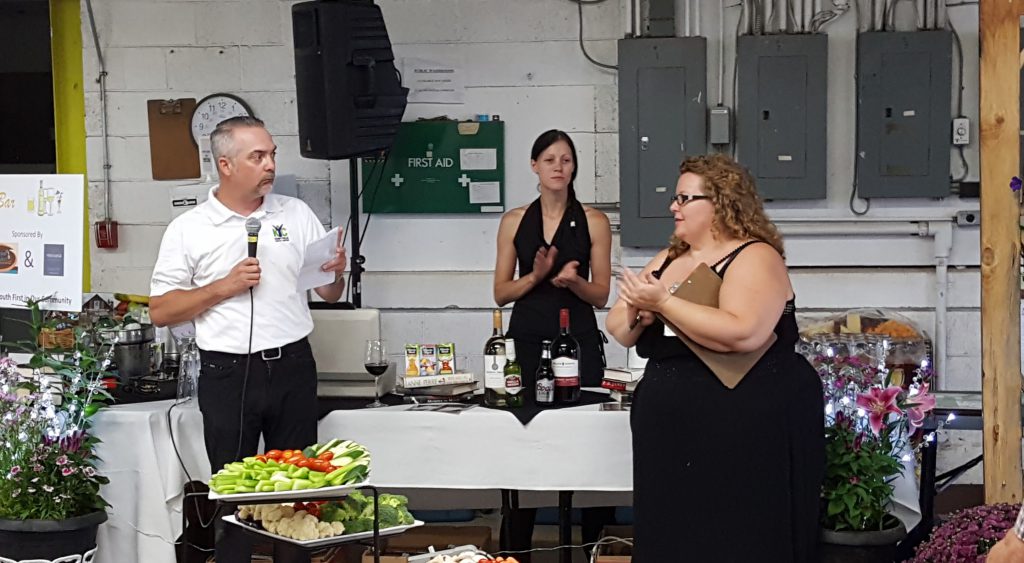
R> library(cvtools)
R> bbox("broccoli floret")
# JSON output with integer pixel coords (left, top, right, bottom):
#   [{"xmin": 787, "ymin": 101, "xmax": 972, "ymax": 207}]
[
  {"xmin": 378, "ymin": 493, "xmax": 408, "ymax": 509},
  {"xmin": 318, "ymin": 502, "xmax": 351, "ymax": 523},
  {"xmin": 358, "ymin": 503, "xmax": 402, "ymax": 527},
  {"xmin": 342, "ymin": 516, "xmax": 375, "ymax": 534},
  {"xmin": 397, "ymin": 506, "xmax": 415, "ymax": 525}
]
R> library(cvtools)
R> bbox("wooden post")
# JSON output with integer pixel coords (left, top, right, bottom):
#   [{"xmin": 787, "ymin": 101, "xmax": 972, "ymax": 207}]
[{"xmin": 980, "ymin": 0, "xmax": 1023, "ymax": 504}]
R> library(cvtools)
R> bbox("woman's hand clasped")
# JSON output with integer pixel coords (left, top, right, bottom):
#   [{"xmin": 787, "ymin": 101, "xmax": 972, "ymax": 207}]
[
  {"xmin": 618, "ymin": 267, "xmax": 671, "ymax": 313},
  {"xmin": 532, "ymin": 246, "xmax": 559, "ymax": 280}
]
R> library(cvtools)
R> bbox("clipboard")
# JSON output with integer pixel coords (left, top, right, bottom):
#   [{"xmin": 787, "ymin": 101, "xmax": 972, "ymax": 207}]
[
  {"xmin": 147, "ymin": 98, "xmax": 200, "ymax": 180},
  {"xmin": 656, "ymin": 263, "xmax": 777, "ymax": 389}
]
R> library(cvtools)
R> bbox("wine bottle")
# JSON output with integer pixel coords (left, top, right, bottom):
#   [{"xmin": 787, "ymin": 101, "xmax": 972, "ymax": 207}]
[
  {"xmin": 483, "ymin": 309, "xmax": 507, "ymax": 407},
  {"xmin": 535, "ymin": 339, "xmax": 555, "ymax": 406},
  {"xmin": 550, "ymin": 308, "xmax": 581, "ymax": 404},
  {"xmin": 503, "ymin": 339, "xmax": 524, "ymax": 408}
]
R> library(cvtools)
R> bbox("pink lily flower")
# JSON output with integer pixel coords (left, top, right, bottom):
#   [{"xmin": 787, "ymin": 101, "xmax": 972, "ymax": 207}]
[
  {"xmin": 856, "ymin": 386, "xmax": 903, "ymax": 435},
  {"xmin": 905, "ymin": 383, "xmax": 937, "ymax": 429}
]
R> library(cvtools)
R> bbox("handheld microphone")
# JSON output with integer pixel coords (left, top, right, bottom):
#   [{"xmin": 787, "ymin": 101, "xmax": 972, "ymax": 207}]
[{"xmin": 245, "ymin": 217, "xmax": 261, "ymax": 259}]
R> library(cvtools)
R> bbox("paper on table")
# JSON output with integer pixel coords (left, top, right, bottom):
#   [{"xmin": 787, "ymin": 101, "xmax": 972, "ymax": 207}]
[{"xmin": 297, "ymin": 227, "xmax": 339, "ymax": 291}]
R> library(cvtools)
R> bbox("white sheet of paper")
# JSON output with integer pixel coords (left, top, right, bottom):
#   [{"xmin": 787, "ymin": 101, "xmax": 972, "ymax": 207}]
[
  {"xmin": 298, "ymin": 227, "xmax": 339, "ymax": 292},
  {"xmin": 469, "ymin": 181, "xmax": 501, "ymax": 204},
  {"xmin": 402, "ymin": 56, "xmax": 465, "ymax": 104},
  {"xmin": 460, "ymin": 148, "xmax": 497, "ymax": 170}
]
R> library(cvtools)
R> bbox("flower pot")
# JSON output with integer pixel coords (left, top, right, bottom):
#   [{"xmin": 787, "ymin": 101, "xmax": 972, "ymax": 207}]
[
  {"xmin": 0, "ymin": 510, "xmax": 107, "ymax": 561},
  {"xmin": 820, "ymin": 519, "xmax": 908, "ymax": 563}
]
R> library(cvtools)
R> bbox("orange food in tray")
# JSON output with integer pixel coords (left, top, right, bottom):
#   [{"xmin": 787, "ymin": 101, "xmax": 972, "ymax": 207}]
[{"xmin": 865, "ymin": 319, "xmax": 919, "ymax": 339}]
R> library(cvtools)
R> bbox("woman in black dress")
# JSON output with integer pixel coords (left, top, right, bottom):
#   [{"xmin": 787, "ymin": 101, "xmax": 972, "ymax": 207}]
[
  {"xmin": 606, "ymin": 154, "xmax": 824, "ymax": 562},
  {"xmin": 494, "ymin": 129, "xmax": 612, "ymax": 390},
  {"xmin": 493, "ymin": 130, "xmax": 613, "ymax": 560}
]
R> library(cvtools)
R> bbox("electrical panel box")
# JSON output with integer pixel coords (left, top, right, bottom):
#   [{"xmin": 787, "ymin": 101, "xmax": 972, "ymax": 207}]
[
  {"xmin": 618, "ymin": 37, "xmax": 707, "ymax": 247},
  {"xmin": 856, "ymin": 31, "xmax": 952, "ymax": 198},
  {"xmin": 736, "ymin": 34, "xmax": 828, "ymax": 200}
]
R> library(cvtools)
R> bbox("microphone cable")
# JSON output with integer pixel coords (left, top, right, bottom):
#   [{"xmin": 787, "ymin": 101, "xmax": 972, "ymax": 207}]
[{"xmin": 234, "ymin": 287, "xmax": 255, "ymax": 462}]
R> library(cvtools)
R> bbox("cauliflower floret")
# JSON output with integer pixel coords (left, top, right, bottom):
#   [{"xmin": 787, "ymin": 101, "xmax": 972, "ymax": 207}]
[
  {"xmin": 279, "ymin": 505, "xmax": 296, "ymax": 519},
  {"xmin": 263, "ymin": 519, "xmax": 280, "ymax": 535},
  {"xmin": 316, "ymin": 521, "xmax": 333, "ymax": 538},
  {"xmin": 293, "ymin": 514, "xmax": 319, "ymax": 541},
  {"xmin": 330, "ymin": 521, "xmax": 345, "ymax": 535},
  {"xmin": 238, "ymin": 505, "xmax": 254, "ymax": 520},
  {"xmin": 262, "ymin": 505, "xmax": 285, "ymax": 523}
]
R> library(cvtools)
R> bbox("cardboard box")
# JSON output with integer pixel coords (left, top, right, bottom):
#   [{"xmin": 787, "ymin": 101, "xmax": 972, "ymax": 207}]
[
  {"xmin": 361, "ymin": 525, "xmax": 492, "ymax": 563},
  {"xmin": 594, "ymin": 525, "xmax": 633, "ymax": 563}
]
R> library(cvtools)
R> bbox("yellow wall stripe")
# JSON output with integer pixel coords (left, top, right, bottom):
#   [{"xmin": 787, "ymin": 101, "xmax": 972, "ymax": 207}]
[{"xmin": 50, "ymin": 0, "xmax": 90, "ymax": 293}]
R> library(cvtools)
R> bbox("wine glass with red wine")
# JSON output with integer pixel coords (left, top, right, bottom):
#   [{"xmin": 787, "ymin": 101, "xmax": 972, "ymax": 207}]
[{"xmin": 364, "ymin": 339, "xmax": 389, "ymax": 408}]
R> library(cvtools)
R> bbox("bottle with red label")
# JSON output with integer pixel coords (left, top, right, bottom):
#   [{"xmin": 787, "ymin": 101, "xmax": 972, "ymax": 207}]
[{"xmin": 550, "ymin": 308, "xmax": 581, "ymax": 404}]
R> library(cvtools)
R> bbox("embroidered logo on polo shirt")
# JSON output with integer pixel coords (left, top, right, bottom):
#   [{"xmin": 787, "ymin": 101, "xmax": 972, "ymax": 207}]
[{"xmin": 272, "ymin": 224, "xmax": 290, "ymax": 242}]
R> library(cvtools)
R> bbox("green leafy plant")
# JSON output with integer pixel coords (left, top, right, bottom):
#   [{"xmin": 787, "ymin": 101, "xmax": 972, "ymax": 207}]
[
  {"xmin": 0, "ymin": 298, "xmax": 113, "ymax": 520},
  {"xmin": 810, "ymin": 349, "xmax": 936, "ymax": 532}
]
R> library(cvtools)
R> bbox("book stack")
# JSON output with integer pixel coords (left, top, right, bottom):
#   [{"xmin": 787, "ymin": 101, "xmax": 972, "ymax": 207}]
[
  {"xmin": 398, "ymin": 372, "xmax": 479, "ymax": 404},
  {"xmin": 601, "ymin": 368, "xmax": 643, "ymax": 406}
]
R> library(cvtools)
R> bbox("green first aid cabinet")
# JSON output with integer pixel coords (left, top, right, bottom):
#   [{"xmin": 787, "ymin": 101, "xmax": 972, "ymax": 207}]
[{"xmin": 361, "ymin": 120, "xmax": 505, "ymax": 214}]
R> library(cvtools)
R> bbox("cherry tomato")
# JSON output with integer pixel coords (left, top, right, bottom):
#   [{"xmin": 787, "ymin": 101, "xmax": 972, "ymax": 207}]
[
  {"xmin": 292, "ymin": 502, "xmax": 305, "ymax": 512},
  {"xmin": 254, "ymin": 455, "xmax": 267, "ymax": 463},
  {"xmin": 296, "ymin": 458, "xmax": 311, "ymax": 468},
  {"xmin": 317, "ymin": 452, "xmax": 334, "ymax": 461},
  {"xmin": 266, "ymin": 449, "xmax": 283, "ymax": 460},
  {"xmin": 306, "ymin": 504, "xmax": 320, "ymax": 518}
]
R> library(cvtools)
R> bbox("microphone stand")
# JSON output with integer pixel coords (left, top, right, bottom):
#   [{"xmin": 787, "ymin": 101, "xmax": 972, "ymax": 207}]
[{"xmin": 348, "ymin": 158, "xmax": 364, "ymax": 308}]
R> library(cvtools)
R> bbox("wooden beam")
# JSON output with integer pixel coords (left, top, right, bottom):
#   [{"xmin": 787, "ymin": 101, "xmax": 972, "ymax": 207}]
[{"xmin": 980, "ymin": 0, "xmax": 1023, "ymax": 504}]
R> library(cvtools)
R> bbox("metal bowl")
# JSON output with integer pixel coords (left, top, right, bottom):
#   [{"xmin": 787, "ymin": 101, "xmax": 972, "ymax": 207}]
[{"xmin": 98, "ymin": 325, "xmax": 155, "ymax": 345}]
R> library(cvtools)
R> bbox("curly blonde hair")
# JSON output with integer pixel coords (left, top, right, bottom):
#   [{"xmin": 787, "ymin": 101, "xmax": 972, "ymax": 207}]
[{"xmin": 667, "ymin": 153, "xmax": 784, "ymax": 259}]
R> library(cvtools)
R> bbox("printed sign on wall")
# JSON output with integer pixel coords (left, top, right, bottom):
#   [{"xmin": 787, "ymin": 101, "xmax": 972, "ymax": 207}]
[{"xmin": 0, "ymin": 175, "xmax": 84, "ymax": 312}]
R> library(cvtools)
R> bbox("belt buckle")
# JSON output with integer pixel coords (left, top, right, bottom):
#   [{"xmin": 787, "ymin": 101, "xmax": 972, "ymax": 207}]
[{"xmin": 261, "ymin": 347, "xmax": 282, "ymax": 361}]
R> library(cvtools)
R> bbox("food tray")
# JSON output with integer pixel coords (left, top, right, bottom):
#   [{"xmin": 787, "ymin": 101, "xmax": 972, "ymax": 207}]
[
  {"xmin": 223, "ymin": 514, "xmax": 424, "ymax": 548},
  {"xmin": 208, "ymin": 479, "xmax": 370, "ymax": 502}
]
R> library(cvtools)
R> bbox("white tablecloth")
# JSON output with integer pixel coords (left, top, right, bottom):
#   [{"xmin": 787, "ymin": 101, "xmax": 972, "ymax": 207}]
[
  {"xmin": 92, "ymin": 400, "xmax": 209, "ymax": 563},
  {"xmin": 317, "ymin": 404, "xmax": 632, "ymax": 491},
  {"xmin": 89, "ymin": 399, "xmax": 921, "ymax": 563}
]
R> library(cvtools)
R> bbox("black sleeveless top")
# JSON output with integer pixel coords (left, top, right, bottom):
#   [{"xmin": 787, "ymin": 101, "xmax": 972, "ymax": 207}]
[
  {"xmin": 508, "ymin": 198, "xmax": 599, "ymax": 339},
  {"xmin": 636, "ymin": 240, "xmax": 796, "ymax": 361}
]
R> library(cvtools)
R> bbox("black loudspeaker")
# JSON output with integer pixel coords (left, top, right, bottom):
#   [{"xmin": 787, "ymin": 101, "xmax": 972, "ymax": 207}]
[{"xmin": 292, "ymin": 0, "xmax": 408, "ymax": 160}]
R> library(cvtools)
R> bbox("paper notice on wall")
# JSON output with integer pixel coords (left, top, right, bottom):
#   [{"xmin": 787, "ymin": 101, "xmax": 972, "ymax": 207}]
[
  {"xmin": 460, "ymin": 148, "xmax": 497, "ymax": 171},
  {"xmin": 403, "ymin": 56, "xmax": 465, "ymax": 104},
  {"xmin": 469, "ymin": 181, "xmax": 501, "ymax": 204}
]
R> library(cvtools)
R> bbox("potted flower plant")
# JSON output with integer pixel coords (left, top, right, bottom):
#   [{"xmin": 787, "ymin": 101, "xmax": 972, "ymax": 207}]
[
  {"xmin": 810, "ymin": 343, "xmax": 937, "ymax": 563},
  {"xmin": 0, "ymin": 298, "xmax": 114, "ymax": 561},
  {"xmin": 910, "ymin": 502, "xmax": 1022, "ymax": 562}
]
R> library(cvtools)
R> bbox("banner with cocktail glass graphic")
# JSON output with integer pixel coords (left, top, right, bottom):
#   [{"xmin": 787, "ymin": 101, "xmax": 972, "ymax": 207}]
[{"xmin": 0, "ymin": 175, "xmax": 84, "ymax": 312}]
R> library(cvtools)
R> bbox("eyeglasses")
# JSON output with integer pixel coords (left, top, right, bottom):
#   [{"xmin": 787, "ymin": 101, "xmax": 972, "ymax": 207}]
[{"xmin": 670, "ymin": 194, "xmax": 711, "ymax": 206}]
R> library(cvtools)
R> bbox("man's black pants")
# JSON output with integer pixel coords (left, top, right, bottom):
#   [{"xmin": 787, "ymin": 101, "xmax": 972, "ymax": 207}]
[{"xmin": 198, "ymin": 337, "xmax": 319, "ymax": 563}]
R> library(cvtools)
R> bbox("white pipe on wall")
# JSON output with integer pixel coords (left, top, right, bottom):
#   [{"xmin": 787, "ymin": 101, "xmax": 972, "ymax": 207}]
[
  {"xmin": 684, "ymin": 0, "xmax": 691, "ymax": 36},
  {"xmin": 694, "ymin": 0, "xmax": 701, "ymax": 36},
  {"xmin": 932, "ymin": 222, "xmax": 952, "ymax": 389},
  {"xmin": 777, "ymin": 221, "xmax": 931, "ymax": 237}
]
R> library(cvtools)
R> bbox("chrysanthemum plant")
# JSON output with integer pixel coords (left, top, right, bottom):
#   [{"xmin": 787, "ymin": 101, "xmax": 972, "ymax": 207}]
[{"xmin": 0, "ymin": 298, "xmax": 114, "ymax": 520}]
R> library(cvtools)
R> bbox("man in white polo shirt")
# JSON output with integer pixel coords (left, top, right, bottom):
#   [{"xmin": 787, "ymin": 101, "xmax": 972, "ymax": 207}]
[{"xmin": 150, "ymin": 116, "xmax": 346, "ymax": 563}]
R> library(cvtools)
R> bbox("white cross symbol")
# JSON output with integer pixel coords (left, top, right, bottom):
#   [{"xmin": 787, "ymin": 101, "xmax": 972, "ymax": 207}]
[
  {"xmin": 391, "ymin": 174, "xmax": 405, "ymax": 187},
  {"xmin": 458, "ymin": 174, "xmax": 471, "ymax": 188}
]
